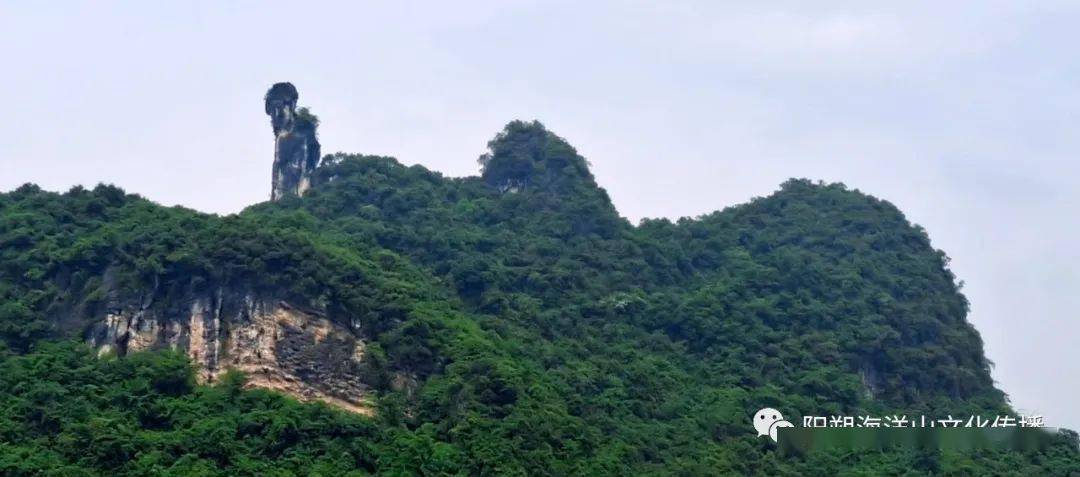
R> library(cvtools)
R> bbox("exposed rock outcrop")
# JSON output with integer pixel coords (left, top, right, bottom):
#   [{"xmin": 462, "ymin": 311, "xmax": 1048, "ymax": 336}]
[
  {"xmin": 86, "ymin": 286, "xmax": 372, "ymax": 415},
  {"xmin": 266, "ymin": 82, "xmax": 321, "ymax": 201}
]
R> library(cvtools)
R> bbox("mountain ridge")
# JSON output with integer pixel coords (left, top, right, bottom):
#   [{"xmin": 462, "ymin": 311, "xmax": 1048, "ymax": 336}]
[{"xmin": 0, "ymin": 120, "xmax": 1075, "ymax": 475}]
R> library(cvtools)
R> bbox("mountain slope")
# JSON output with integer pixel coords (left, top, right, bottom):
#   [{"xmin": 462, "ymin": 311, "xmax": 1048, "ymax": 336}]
[{"xmin": 0, "ymin": 121, "xmax": 1076, "ymax": 475}]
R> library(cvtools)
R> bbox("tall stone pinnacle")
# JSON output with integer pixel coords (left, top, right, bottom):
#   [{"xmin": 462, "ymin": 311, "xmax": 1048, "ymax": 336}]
[{"xmin": 265, "ymin": 82, "xmax": 321, "ymax": 201}]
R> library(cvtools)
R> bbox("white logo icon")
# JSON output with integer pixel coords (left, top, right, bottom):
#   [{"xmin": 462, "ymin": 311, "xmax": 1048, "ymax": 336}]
[{"xmin": 753, "ymin": 408, "xmax": 794, "ymax": 442}]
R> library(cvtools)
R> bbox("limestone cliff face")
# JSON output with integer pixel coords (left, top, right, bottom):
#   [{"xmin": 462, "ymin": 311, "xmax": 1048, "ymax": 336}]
[
  {"xmin": 85, "ymin": 285, "xmax": 372, "ymax": 415},
  {"xmin": 266, "ymin": 82, "xmax": 321, "ymax": 201}
]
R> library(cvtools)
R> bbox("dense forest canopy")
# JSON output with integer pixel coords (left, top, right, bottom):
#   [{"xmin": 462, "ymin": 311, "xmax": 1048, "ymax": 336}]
[{"xmin": 0, "ymin": 121, "xmax": 1076, "ymax": 475}]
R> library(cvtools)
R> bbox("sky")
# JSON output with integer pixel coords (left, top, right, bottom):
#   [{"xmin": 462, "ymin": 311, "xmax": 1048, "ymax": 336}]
[{"xmin": 2, "ymin": 1, "xmax": 1078, "ymax": 430}]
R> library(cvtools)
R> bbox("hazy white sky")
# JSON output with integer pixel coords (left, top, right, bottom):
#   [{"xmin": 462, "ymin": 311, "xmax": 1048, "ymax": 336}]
[{"xmin": 2, "ymin": 1, "xmax": 1078, "ymax": 430}]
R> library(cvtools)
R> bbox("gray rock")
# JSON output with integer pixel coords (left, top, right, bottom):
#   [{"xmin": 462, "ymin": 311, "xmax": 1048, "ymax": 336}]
[{"xmin": 265, "ymin": 82, "xmax": 321, "ymax": 200}]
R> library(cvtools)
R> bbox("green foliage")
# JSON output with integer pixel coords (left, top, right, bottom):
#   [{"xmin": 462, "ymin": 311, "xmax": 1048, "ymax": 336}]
[
  {"xmin": 0, "ymin": 342, "xmax": 381, "ymax": 476},
  {"xmin": 0, "ymin": 121, "xmax": 1076, "ymax": 474}
]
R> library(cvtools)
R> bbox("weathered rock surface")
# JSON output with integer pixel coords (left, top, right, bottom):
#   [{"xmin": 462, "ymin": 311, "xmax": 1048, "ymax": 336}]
[
  {"xmin": 266, "ymin": 82, "xmax": 321, "ymax": 201},
  {"xmin": 86, "ymin": 286, "xmax": 372, "ymax": 415},
  {"xmin": 78, "ymin": 84, "xmax": 360, "ymax": 414}
]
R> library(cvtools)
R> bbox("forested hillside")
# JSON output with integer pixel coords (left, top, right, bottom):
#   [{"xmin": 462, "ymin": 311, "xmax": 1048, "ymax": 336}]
[{"xmin": 0, "ymin": 121, "xmax": 1076, "ymax": 475}]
